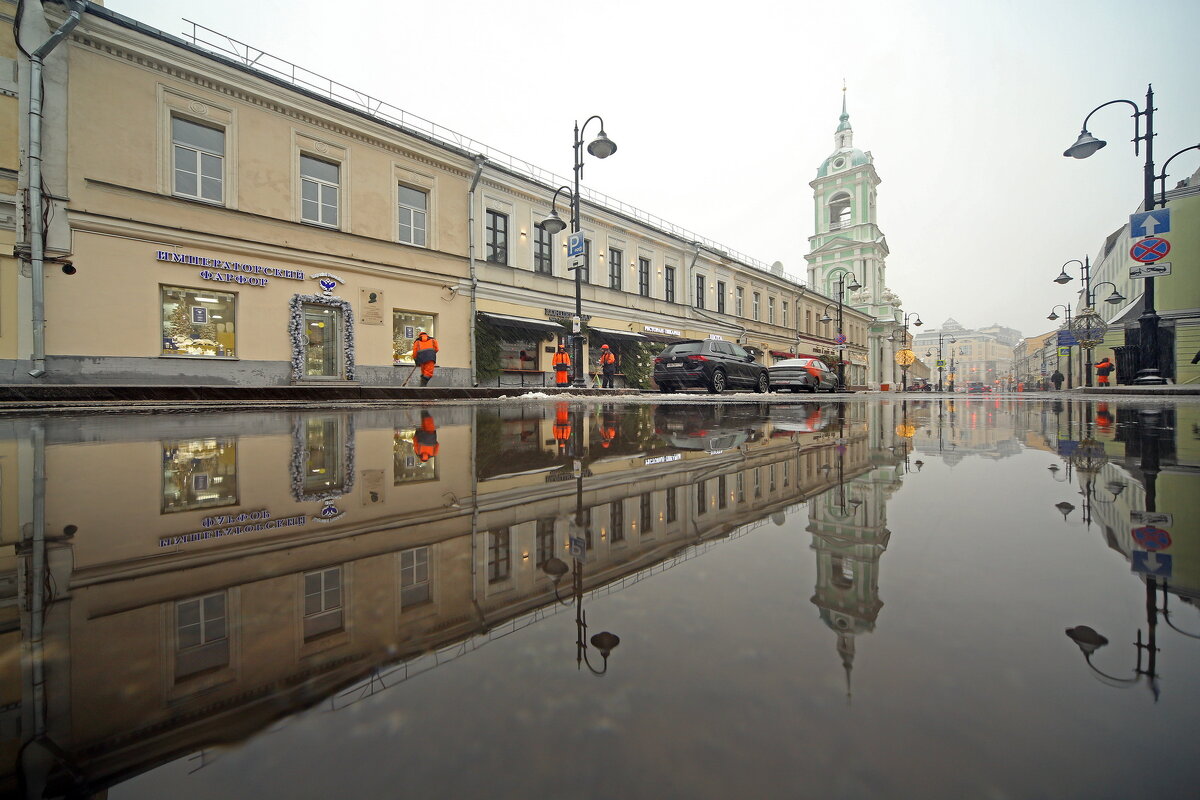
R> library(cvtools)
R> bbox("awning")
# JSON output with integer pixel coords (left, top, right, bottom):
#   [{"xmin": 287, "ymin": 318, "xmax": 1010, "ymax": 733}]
[
  {"xmin": 588, "ymin": 327, "xmax": 646, "ymax": 342},
  {"xmin": 477, "ymin": 312, "xmax": 561, "ymax": 334},
  {"xmin": 640, "ymin": 331, "xmax": 690, "ymax": 344},
  {"xmin": 769, "ymin": 350, "xmax": 796, "ymax": 358}
]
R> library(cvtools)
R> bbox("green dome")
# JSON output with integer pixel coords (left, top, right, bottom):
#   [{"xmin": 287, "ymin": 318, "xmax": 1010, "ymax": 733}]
[{"xmin": 816, "ymin": 147, "xmax": 870, "ymax": 178}]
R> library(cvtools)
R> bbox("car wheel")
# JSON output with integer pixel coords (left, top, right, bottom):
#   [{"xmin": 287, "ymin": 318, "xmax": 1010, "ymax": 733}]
[
  {"xmin": 755, "ymin": 373, "xmax": 769, "ymax": 393},
  {"xmin": 659, "ymin": 383, "xmax": 675, "ymax": 393},
  {"xmin": 708, "ymin": 370, "xmax": 727, "ymax": 393}
]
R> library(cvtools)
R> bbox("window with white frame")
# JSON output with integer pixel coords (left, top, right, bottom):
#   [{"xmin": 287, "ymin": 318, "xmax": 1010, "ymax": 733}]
[
  {"xmin": 753, "ymin": 292, "xmax": 761, "ymax": 321},
  {"xmin": 534, "ymin": 223, "xmax": 553, "ymax": 274},
  {"xmin": 485, "ymin": 210, "xmax": 508, "ymax": 264},
  {"xmin": 768, "ymin": 296, "xmax": 775, "ymax": 324},
  {"xmin": 783, "ymin": 301, "xmax": 789, "ymax": 329},
  {"xmin": 172, "ymin": 117, "xmax": 224, "ymax": 203},
  {"xmin": 488, "ymin": 529, "xmax": 511, "ymax": 583},
  {"xmin": 736, "ymin": 287, "xmax": 744, "ymax": 317},
  {"xmin": 303, "ymin": 566, "xmax": 344, "ymax": 639},
  {"xmin": 397, "ymin": 185, "xmax": 428, "ymax": 246},
  {"xmin": 695, "ymin": 275, "xmax": 705, "ymax": 309},
  {"xmin": 400, "ymin": 546, "xmax": 431, "ymax": 608},
  {"xmin": 301, "ymin": 154, "xmax": 339, "ymax": 226},
  {"xmin": 175, "ymin": 592, "xmax": 228, "ymax": 679}
]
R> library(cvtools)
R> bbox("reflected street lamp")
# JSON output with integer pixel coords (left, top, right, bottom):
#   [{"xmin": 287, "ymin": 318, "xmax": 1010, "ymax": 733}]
[{"xmin": 541, "ymin": 116, "xmax": 617, "ymax": 388}]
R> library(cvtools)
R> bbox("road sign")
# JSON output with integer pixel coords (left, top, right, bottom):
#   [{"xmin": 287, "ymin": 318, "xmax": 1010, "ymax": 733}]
[
  {"xmin": 1130, "ymin": 262, "xmax": 1171, "ymax": 279},
  {"xmin": 1057, "ymin": 330, "xmax": 1078, "ymax": 347},
  {"xmin": 569, "ymin": 535, "xmax": 587, "ymax": 562},
  {"xmin": 835, "ymin": 334, "xmax": 847, "ymax": 344},
  {"xmin": 567, "ymin": 231, "xmax": 585, "ymax": 258},
  {"xmin": 1058, "ymin": 346, "xmax": 1071, "ymax": 357},
  {"xmin": 1130, "ymin": 209, "xmax": 1170, "ymax": 237},
  {"xmin": 1131, "ymin": 510, "xmax": 1173, "ymax": 526},
  {"xmin": 936, "ymin": 359, "xmax": 945, "ymax": 368},
  {"xmin": 1132, "ymin": 551, "xmax": 1172, "ymax": 577},
  {"xmin": 1130, "ymin": 237, "xmax": 1170, "ymax": 263},
  {"xmin": 834, "ymin": 344, "xmax": 847, "ymax": 351},
  {"xmin": 1133, "ymin": 525, "xmax": 1171, "ymax": 551}
]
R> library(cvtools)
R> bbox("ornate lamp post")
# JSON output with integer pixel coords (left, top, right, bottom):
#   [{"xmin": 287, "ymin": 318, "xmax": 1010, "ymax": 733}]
[
  {"xmin": 818, "ymin": 271, "xmax": 862, "ymax": 390},
  {"xmin": 885, "ymin": 312, "xmax": 922, "ymax": 391},
  {"xmin": 1052, "ymin": 258, "xmax": 1126, "ymax": 386},
  {"xmin": 1064, "ymin": 85, "xmax": 1199, "ymax": 384},
  {"xmin": 540, "ymin": 117, "xmax": 617, "ymax": 388}
]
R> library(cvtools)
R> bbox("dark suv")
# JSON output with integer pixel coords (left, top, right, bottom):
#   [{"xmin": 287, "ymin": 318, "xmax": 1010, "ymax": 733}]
[{"xmin": 653, "ymin": 339, "xmax": 770, "ymax": 393}]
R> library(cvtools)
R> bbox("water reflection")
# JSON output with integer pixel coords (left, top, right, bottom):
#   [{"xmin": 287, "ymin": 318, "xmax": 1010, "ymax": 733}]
[{"xmin": 2, "ymin": 397, "xmax": 1196, "ymax": 797}]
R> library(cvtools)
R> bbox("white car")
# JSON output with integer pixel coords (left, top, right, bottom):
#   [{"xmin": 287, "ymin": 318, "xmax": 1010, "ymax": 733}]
[{"xmin": 768, "ymin": 358, "xmax": 840, "ymax": 392}]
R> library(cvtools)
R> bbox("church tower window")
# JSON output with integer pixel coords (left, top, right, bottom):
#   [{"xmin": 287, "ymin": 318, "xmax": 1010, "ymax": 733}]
[{"xmin": 829, "ymin": 192, "xmax": 852, "ymax": 230}]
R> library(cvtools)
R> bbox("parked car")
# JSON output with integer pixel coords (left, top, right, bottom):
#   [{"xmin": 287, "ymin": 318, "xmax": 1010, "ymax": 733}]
[
  {"xmin": 653, "ymin": 340, "xmax": 770, "ymax": 394},
  {"xmin": 767, "ymin": 357, "xmax": 840, "ymax": 393},
  {"xmin": 964, "ymin": 382, "xmax": 991, "ymax": 393}
]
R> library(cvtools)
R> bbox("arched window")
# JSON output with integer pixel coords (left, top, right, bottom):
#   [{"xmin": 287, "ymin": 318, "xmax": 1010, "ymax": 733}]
[{"xmin": 829, "ymin": 192, "xmax": 852, "ymax": 229}]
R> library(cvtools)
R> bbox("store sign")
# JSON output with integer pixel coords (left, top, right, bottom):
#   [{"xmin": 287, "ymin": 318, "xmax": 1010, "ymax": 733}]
[
  {"xmin": 158, "ymin": 509, "xmax": 308, "ymax": 547},
  {"xmin": 544, "ymin": 309, "xmax": 591, "ymax": 322},
  {"xmin": 156, "ymin": 250, "xmax": 306, "ymax": 287},
  {"xmin": 707, "ymin": 334, "xmax": 725, "ymax": 340},
  {"xmin": 645, "ymin": 325, "xmax": 682, "ymax": 337},
  {"xmin": 645, "ymin": 453, "xmax": 682, "ymax": 466}
]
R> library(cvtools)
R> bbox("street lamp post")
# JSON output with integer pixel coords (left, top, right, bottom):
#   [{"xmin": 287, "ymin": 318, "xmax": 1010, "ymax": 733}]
[
  {"xmin": 929, "ymin": 331, "xmax": 956, "ymax": 392},
  {"xmin": 540, "ymin": 117, "xmax": 617, "ymax": 388},
  {"xmin": 885, "ymin": 312, "xmax": 922, "ymax": 392},
  {"xmin": 1053, "ymin": 257, "xmax": 1126, "ymax": 386},
  {"xmin": 819, "ymin": 271, "xmax": 862, "ymax": 390},
  {"xmin": 1064, "ymin": 85, "xmax": 1200, "ymax": 385},
  {"xmin": 1048, "ymin": 304, "xmax": 1073, "ymax": 388}
]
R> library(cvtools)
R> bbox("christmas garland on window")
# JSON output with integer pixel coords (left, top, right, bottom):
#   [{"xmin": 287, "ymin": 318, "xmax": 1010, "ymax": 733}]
[{"xmin": 288, "ymin": 294, "xmax": 356, "ymax": 381}]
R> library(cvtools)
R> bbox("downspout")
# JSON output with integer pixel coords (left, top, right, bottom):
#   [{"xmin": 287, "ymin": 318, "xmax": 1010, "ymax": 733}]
[
  {"xmin": 25, "ymin": 0, "xmax": 86, "ymax": 379},
  {"xmin": 467, "ymin": 156, "xmax": 486, "ymax": 386}
]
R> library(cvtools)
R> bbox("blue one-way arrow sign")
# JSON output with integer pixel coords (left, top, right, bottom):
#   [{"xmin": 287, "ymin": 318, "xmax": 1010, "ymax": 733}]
[{"xmin": 1130, "ymin": 209, "xmax": 1170, "ymax": 238}]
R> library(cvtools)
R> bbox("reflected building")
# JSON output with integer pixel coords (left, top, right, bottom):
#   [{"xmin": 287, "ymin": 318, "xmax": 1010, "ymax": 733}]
[
  {"xmin": 0, "ymin": 402, "xmax": 870, "ymax": 795},
  {"xmin": 911, "ymin": 398, "xmax": 1024, "ymax": 465}
]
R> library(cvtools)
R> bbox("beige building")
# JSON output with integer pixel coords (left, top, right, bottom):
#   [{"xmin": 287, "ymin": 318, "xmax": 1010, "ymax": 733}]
[{"xmin": 5, "ymin": 1, "xmax": 870, "ymax": 389}]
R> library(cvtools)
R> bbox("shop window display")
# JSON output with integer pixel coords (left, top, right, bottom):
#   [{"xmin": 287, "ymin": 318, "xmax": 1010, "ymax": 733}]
[
  {"xmin": 162, "ymin": 286, "xmax": 236, "ymax": 357},
  {"xmin": 499, "ymin": 338, "xmax": 541, "ymax": 372},
  {"xmin": 393, "ymin": 311, "xmax": 436, "ymax": 365},
  {"xmin": 161, "ymin": 437, "xmax": 238, "ymax": 513}
]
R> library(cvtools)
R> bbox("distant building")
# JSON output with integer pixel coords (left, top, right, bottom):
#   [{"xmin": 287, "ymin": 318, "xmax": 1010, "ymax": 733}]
[{"xmin": 913, "ymin": 318, "xmax": 1019, "ymax": 390}]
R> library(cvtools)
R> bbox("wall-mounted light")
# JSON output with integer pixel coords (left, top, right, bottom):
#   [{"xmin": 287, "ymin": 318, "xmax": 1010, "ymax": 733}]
[{"xmin": 520, "ymin": 229, "xmax": 527, "ymax": 237}]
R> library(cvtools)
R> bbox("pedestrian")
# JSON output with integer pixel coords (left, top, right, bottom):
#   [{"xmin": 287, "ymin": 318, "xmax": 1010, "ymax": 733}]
[
  {"xmin": 412, "ymin": 410, "xmax": 439, "ymax": 462},
  {"xmin": 553, "ymin": 402, "xmax": 572, "ymax": 453},
  {"xmin": 598, "ymin": 344, "xmax": 617, "ymax": 389},
  {"xmin": 552, "ymin": 343, "xmax": 572, "ymax": 387},
  {"xmin": 412, "ymin": 330, "xmax": 439, "ymax": 387},
  {"xmin": 1051, "ymin": 370, "xmax": 1064, "ymax": 390},
  {"xmin": 1094, "ymin": 356, "xmax": 1114, "ymax": 387}
]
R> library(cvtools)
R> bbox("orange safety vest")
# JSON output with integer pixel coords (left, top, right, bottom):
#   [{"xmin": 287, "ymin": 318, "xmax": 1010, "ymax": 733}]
[
  {"xmin": 552, "ymin": 350, "xmax": 571, "ymax": 370},
  {"xmin": 413, "ymin": 335, "xmax": 439, "ymax": 377}
]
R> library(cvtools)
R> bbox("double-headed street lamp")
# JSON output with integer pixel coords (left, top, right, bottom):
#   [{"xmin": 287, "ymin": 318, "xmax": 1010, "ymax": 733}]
[
  {"xmin": 1048, "ymin": 304, "xmax": 1074, "ymax": 388},
  {"xmin": 819, "ymin": 271, "xmax": 862, "ymax": 390},
  {"xmin": 925, "ymin": 331, "xmax": 956, "ymax": 392},
  {"xmin": 886, "ymin": 312, "xmax": 922, "ymax": 392},
  {"xmin": 541, "ymin": 116, "xmax": 618, "ymax": 388},
  {"xmin": 1052, "ymin": 257, "xmax": 1126, "ymax": 386},
  {"xmin": 1064, "ymin": 84, "xmax": 1199, "ymax": 385}
]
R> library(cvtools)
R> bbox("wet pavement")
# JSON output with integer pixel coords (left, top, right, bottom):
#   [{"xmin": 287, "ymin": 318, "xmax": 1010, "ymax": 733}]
[{"xmin": 3, "ymin": 395, "xmax": 1198, "ymax": 798}]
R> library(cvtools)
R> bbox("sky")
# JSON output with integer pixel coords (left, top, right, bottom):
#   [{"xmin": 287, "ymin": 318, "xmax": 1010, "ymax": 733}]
[{"xmin": 104, "ymin": 0, "xmax": 1200, "ymax": 339}]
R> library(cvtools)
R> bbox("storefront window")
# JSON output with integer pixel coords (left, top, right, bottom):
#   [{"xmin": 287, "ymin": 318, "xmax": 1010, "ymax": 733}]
[
  {"xmin": 303, "ymin": 304, "xmax": 342, "ymax": 378},
  {"xmin": 393, "ymin": 311, "xmax": 436, "ymax": 365},
  {"xmin": 499, "ymin": 338, "xmax": 541, "ymax": 371},
  {"xmin": 161, "ymin": 437, "xmax": 238, "ymax": 513},
  {"xmin": 161, "ymin": 286, "xmax": 236, "ymax": 357},
  {"xmin": 394, "ymin": 423, "xmax": 439, "ymax": 483}
]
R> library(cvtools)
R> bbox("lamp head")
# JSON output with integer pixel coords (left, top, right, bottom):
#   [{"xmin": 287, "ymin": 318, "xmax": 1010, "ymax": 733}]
[
  {"xmin": 1065, "ymin": 625, "xmax": 1108, "ymax": 656},
  {"xmin": 820, "ymin": 314, "xmax": 832, "ymax": 324},
  {"xmin": 542, "ymin": 556, "xmax": 570, "ymax": 584},
  {"xmin": 590, "ymin": 631, "xmax": 620, "ymax": 657},
  {"xmin": 913, "ymin": 317, "xmax": 923, "ymax": 327},
  {"xmin": 587, "ymin": 130, "xmax": 617, "ymax": 159},
  {"xmin": 1054, "ymin": 270, "xmax": 1073, "ymax": 285},
  {"xmin": 1048, "ymin": 311, "xmax": 1059, "ymax": 321},
  {"xmin": 1105, "ymin": 289, "xmax": 1125, "ymax": 305},
  {"xmin": 847, "ymin": 277, "xmax": 863, "ymax": 292},
  {"xmin": 1064, "ymin": 130, "xmax": 1107, "ymax": 159},
  {"xmin": 540, "ymin": 209, "xmax": 567, "ymax": 235}
]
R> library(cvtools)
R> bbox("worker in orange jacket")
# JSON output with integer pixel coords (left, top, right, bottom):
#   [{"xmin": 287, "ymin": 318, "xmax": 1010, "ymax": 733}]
[
  {"xmin": 552, "ymin": 344, "xmax": 572, "ymax": 387},
  {"xmin": 553, "ymin": 402, "xmax": 572, "ymax": 453},
  {"xmin": 412, "ymin": 331, "xmax": 439, "ymax": 386},
  {"xmin": 413, "ymin": 410, "xmax": 439, "ymax": 462},
  {"xmin": 598, "ymin": 344, "xmax": 617, "ymax": 389},
  {"xmin": 1094, "ymin": 356, "xmax": 1114, "ymax": 387}
]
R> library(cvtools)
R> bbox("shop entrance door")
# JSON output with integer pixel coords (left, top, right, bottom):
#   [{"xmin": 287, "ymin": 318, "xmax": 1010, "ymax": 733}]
[{"xmin": 303, "ymin": 303, "xmax": 343, "ymax": 379}]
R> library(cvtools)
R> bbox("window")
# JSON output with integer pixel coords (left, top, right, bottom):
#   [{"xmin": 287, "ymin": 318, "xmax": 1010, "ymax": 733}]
[
  {"xmin": 638, "ymin": 258, "xmax": 651, "ymax": 297},
  {"xmin": 303, "ymin": 566, "xmax": 343, "ymax": 639},
  {"xmin": 696, "ymin": 480, "xmax": 707, "ymax": 515},
  {"xmin": 162, "ymin": 437, "xmax": 238, "ymax": 513},
  {"xmin": 579, "ymin": 239, "xmax": 592, "ymax": 283},
  {"xmin": 536, "ymin": 519, "xmax": 556, "ymax": 567},
  {"xmin": 753, "ymin": 293, "xmax": 761, "ymax": 321},
  {"xmin": 485, "ymin": 210, "xmax": 508, "ymax": 264},
  {"xmin": 665, "ymin": 266, "xmax": 676, "ymax": 303},
  {"xmin": 400, "ymin": 547, "xmax": 431, "ymax": 607},
  {"xmin": 666, "ymin": 487, "xmax": 677, "ymax": 523},
  {"xmin": 696, "ymin": 275, "xmax": 706, "ymax": 309},
  {"xmin": 806, "ymin": 309, "xmax": 812, "ymax": 333},
  {"xmin": 301, "ymin": 154, "xmax": 339, "ymax": 226},
  {"xmin": 640, "ymin": 493, "xmax": 652, "ymax": 533},
  {"xmin": 768, "ymin": 297, "xmax": 776, "ymax": 324},
  {"xmin": 610, "ymin": 500, "xmax": 624, "ymax": 542},
  {"xmin": 392, "ymin": 311, "xmax": 436, "ymax": 366},
  {"xmin": 736, "ymin": 287, "xmax": 744, "ymax": 317},
  {"xmin": 717, "ymin": 281, "xmax": 726, "ymax": 314},
  {"xmin": 718, "ymin": 475, "xmax": 727, "ymax": 509},
  {"xmin": 162, "ymin": 286, "xmax": 236, "ymax": 358},
  {"xmin": 175, "ymin": 592, "xmax": 228, "ymax": 679},
  {"xmin": 488, "ymin": 529, "xmax": 511, "ymax": 583},
  {"xmin": 172, "ymin": 117, "xmax": 224, "ymax": 203},
  {"xmin": 303, "ymin": 416, "xmax": 345, "ymax": 495},
  {"xmin": 609, "ymin": 248, "xmax": 623, "ymax": 290},
  {"xmin": 736, "ymin": 473, "xmax": 745, "ymax": 503},
  {"xmin": 783, "ymin": 301, "xmax": 789, "ymax": 328},
  {"xmin": 754, "ymin": 467, "xmax": 762, "ymax": 498},
  {"xmin": 829, "ymin": 191, "xmax": 852, "ymax": 229},
  {"xmin": 534, "ymin": 223, "xmax": 553, "ymax": 274},
  {"xmin": 397, "ymin": 185, "xmax": 428, "ymax": 246}
]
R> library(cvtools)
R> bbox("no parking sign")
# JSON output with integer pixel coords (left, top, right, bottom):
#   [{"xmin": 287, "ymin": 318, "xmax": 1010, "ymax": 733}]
[{"xmin": 1132, "ymin": 525, "xmax": 1171, "ymax": 551}]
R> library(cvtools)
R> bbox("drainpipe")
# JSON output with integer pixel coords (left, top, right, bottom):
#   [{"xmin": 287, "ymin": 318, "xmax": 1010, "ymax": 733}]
[
  {"xmin": 25, "ymin": 0, "xmax": 86, "ymax": 379},
  {"xmin": 467, "ymin": 156, "xmax": 486, "ymax": 386}
]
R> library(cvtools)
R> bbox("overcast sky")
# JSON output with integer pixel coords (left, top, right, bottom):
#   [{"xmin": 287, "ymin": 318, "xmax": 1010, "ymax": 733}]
[{"xmin": 105, "ymin": 0, "xmax": 1200, "ymax": 338}]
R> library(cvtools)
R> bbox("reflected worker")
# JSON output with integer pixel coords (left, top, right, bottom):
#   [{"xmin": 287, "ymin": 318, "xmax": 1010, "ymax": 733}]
[
  {"xmin": 553, "ymin": 402, "xmax": 572, "ymax": 454},
  {"xmin": 412, "ymin": 330, "xmax": 439, "ymax": 386},
  {"xmin": 413, "ymin": 410, "xmax": 439, "ymax": 462}
]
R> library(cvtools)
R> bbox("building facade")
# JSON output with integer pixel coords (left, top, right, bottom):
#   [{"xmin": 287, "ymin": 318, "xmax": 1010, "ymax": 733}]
[{"xmin": 5, "ymin": 1, "xmax": 870, "ymax": 389}]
